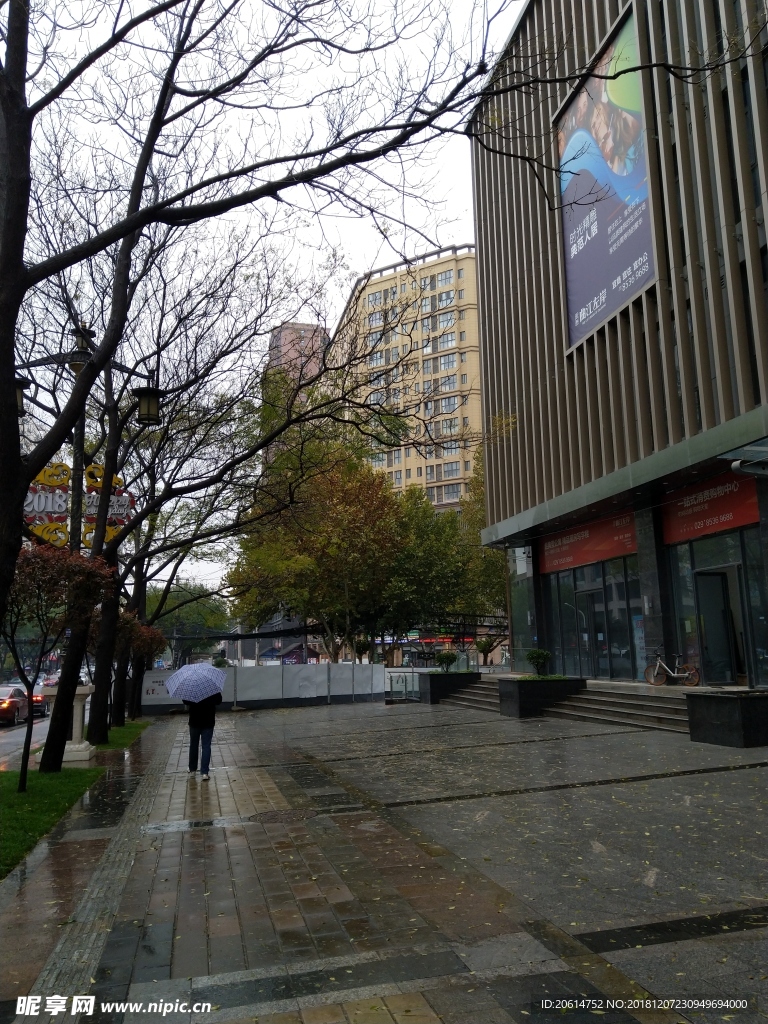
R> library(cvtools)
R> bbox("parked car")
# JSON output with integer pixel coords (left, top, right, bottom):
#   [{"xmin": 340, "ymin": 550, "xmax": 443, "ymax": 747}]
[
  {"xmin": 0, "ymin": 686, "xmax": 29, "ymax": 726},
  {"xmin": 31, "ymin": 684, "xmax": 49, "ymax": 717}
]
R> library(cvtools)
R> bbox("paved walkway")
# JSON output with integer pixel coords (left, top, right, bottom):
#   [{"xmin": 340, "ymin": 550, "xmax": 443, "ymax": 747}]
[{"xmin": 4, "ymin": 704, "xmax": 767, "ymax": 1024}]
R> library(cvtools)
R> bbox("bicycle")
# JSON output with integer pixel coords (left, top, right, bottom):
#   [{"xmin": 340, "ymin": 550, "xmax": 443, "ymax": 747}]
[{"xmin": 644, "ymin": 646, "xmax": 700, "ymax": 686}]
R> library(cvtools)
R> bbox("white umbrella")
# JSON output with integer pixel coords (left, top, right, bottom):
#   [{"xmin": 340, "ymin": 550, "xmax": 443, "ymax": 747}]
[{"xmin": 165, "ymin": 663, "xmax": 225, "ymax": 702}]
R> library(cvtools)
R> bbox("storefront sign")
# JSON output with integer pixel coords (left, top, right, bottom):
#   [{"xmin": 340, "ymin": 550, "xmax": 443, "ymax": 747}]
[
  {"xmin": 540, "ymin": 512, "xmax": 636, "ymax": 573},
  {"xmin": 558, "ymin": 13, "xmax": 655, "ymax": 346},
  {"xmin": 662, "ymin": 472, "xmax": 758, "ymax": 544}
]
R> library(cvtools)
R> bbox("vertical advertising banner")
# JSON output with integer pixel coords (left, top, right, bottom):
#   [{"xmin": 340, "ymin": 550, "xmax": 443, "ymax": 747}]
[{"xmin": 558, "ymin": 13, "xmax": 656, "ymax": 346}]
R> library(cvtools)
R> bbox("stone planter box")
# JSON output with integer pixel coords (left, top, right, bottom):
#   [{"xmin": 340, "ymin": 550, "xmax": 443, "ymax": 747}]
[
  {"xmin": 686, "ymin": 689, "xmax": 768, "ymax": 747},
  {"xmin": 498, "ymin": 676, "xmax": 585, "ymax": 718},
  {"xmin": 418, "ymin": 671, "xmax": 481, "ymax": 704}
]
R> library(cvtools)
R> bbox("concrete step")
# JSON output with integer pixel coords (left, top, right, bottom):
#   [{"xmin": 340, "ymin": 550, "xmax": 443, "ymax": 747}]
[
  {"xmin": 585, "ymin": 686, "xmax": 689, "ymax": 709},
  {"xmin": 562, "ymin": 694, "xmax": 689, "ymax": 719},
  {"xmin": 543, "ymin": 705, "xmax": 689, "ymax": 732},
  {"xmin": 441, "ymin": 695, "xmax": 501, "ymax": 712}
]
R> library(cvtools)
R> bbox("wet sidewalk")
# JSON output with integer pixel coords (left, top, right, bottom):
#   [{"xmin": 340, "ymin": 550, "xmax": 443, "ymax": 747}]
[{"xmin": 7, "ymin": 703, "xmax": 768, "ymax": 1024}]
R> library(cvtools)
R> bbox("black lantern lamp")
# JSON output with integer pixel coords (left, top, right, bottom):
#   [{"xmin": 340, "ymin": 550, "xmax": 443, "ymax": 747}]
[
  {"xmin": 67, "ymin": 323, "xmax": 95, "ymax": 377},
  {"xmin": 15, "ymin": 376, "xmax": 31, "ymax": 417},
  {"xmin": 132, "ymin": 386, "xmax": 163, "ymax": 426}
]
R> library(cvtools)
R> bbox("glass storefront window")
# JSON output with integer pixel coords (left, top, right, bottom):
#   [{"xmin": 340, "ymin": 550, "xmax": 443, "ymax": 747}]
[
  {"xmin": 605, "ymin": 558, "xmax": 632, "ymax": 678},
  {"xmin": 510, "ymin": 576, "xmax": 535, "ymax": 672},
  {"xmin": 669, "ymin": 543, "xmax": 699, "ymax": 668},
  {"xmin": 625, "ymin": 555, "xmax": 644, "ymax": 680},
  {"xmin": 574, "ymin": 563, "xmax": 603, "ymax": 590},
  {"xmin": 559, "ymin": 570, "xmax": 580, "ymax": 676},
  {"xmin": 544, "ymin": 574, "xmax": 563, "ymax": 675},
  {"xmin": 743, "ymin": 526, "xmax": 768, "ymax": 689},
  {"xmin": 691, "ymin": 531, "xmax": 742, "ymax": 569}
]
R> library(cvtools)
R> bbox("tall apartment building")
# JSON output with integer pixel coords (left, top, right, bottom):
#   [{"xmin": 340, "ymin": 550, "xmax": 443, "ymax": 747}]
[
  {"xmin": 344, "ymin": 245, "xmax": 481, "ymax": 508},
  {"xmin": 268, "ymin": 322, "xmax": 330, "ymax": 378},
  {"xmin": 471, "ymin": 0, "xmax": 768, "ymax": 685}
]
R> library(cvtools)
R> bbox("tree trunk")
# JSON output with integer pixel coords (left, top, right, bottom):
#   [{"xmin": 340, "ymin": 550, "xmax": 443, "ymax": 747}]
[
  {"xmin": 17, "ymin": 682, "xmax": 36, "ymax": 793},
  {"xmin": 86, "ymin": 562, "xmax": 120, "ymax": 744},
  {"xmin": 112, "ymin": 646, "xmax": 130, "ymax": 727},
  {"xmin": 39, "ymin": 623, "xmax": 90, "ymax": 772}
]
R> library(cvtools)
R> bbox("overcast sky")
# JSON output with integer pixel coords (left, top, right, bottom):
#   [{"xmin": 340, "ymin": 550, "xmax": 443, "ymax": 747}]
[{"xmin": 191, "ymin": 0, "xmax": 527, "ymax": 590}]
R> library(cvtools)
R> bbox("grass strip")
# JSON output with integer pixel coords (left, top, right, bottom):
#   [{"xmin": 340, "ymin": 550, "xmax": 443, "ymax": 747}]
[
  {"xmin": 0, "ymin": 768, "xmax": 105, "ymax": 879},
  {"xmin": 95, "ymin": 720, "xmax": 150, "ymax": 750}
]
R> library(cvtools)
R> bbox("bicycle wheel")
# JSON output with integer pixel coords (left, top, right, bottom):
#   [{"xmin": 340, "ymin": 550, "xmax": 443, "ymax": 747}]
[
  {"xmin": 681, "ymin": 665, "xmax": 700, "ymax": 687},
  {"xmin": 644, "ymin": 664, "xmax": 667, "ymax": 685}
]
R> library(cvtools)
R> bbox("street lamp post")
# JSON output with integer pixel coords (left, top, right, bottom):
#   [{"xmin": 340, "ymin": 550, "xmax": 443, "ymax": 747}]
[
  {"xmin": 67, "ymin": 325, "xmax": 95, "ymax": 553},
  {"xmin": 15, "ymin": 376, "xmax": 31, "ymax": 417}
]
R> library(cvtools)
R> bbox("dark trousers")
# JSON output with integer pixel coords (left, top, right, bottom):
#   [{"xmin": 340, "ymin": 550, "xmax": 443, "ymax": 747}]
[{"xmin": 188, "ymin": 726, "xmax": 214, "ymax": 774}]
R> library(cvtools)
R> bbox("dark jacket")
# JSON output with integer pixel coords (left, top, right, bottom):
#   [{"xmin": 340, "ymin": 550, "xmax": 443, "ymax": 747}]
[{"xmin": 184, "ymin": 692, "xmax": 222, "ymax": 729}]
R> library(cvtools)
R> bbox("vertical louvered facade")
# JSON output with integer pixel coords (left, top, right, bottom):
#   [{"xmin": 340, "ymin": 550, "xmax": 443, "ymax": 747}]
[{"xmin": 471, "ymin": 0, "xmax": 768, "ymax": 685}]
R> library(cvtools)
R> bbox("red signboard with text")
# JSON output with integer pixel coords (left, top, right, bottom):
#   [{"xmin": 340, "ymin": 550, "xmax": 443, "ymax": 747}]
[
  {"xmin": 540, "ymin": 513, "xmax": 637, "ymax": 574},
  {"xmin": 662, "ymin": 472, "xmax": 758, "ymax": 544}
]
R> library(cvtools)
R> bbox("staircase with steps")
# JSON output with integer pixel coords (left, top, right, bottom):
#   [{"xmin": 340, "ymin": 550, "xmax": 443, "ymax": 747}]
[
  {"xmin": 439, "ymin": 677, "xmax": 691, "ymax": 732},
  {"xmin": 542, "ymin": 683, "xmax": 690, "ymax": 732},
  {"xmin": 441, "ymin": 677, "xmax": 500, "ymax": 713}
]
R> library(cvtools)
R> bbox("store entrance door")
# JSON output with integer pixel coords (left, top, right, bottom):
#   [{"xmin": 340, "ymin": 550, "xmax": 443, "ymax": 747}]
[
  {"xmin": 576, "ymin": 590, "xmax": 609, "ymax": 678},
  {"xmin": 694, "ymin": 570, "xmax": 748, "ymax": 685}
]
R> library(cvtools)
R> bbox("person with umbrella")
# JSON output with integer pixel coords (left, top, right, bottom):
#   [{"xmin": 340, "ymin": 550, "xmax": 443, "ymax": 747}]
[{"xmin": 165, "ymin": 664, "xmax": 226, "ymax": 781}]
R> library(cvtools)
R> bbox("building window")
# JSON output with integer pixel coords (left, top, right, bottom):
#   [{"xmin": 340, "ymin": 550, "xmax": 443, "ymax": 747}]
[
  {"xmin": 426, "ymin": 465, "xmax": 435, "ymax": 481},
  {"xmin": 444, "ymin": 483, "xmax": 461, "ymax": 501},
  {"xmin": 368, "ymin": 351, "xmax": 384, "ymax": 367},
  {"xmin": 458, "ymin": 310, "xmax": 466, "ymax": 320},
  {"xmin": 460, "ymin": 350, "xmax": 467, "ymax": 361},
  {"xmin": 462, "ymin": 394, "xmax": 469, "ymax": 405},
  {"xmin": 422, "ymin": 358, "xmax": 432, "ymax": 374},
  {"xmin": 439, "ymin": 332, "xmax": 456, "ymax": 349},
  {"xmin": 425, "ymin": 400, "xmax": 434, "ymax": 415},
  {"xmin": 435, "ymin": 486, "xmax": 444, "ymax": 503},
  {"xmin": 420, "ymin": 296, "xmax": 431, "ymax": 312},
  {"xmin": 437, "ymin": 270, "xmax": 453, "ymax": 286},
  {"xmin": 462, "ymin": 416, "xmax": 470, "ymax": 426},
  {"xmin": 393, "ymin": 470, "xmax": 402, "ymax": 486},
  {"xmin": 421, "ymin": 318, "xmax": 431, "ymax": 333},
  {"xmin": 405, "ymin": 468, "xmax": 411, "ymax": 479},
  {"xmin": 391, "ymin": 346, "xmax": 399, "ymax": 361},
  {"xmin": 461, "ymin": 373, "xmax": 468, "ymax": 384},
  {"xmin": 440, "ymin": 375, "xmax": 457, "ymax": 393},
  {"xmin": 438, "ymin": 290, "xmax": 454, "ymax": 307},
  {"xmin": 400, "ymin": 282, "xmax": 406, "ymax": 293},
  {"xmin": 368, "ymin": 291, "xmax": 382, "ymax": 307},
  {"xmin": 426, "ymin": 486, "xmax": 435, "ymax": 501},
  {"xmin": 439, "ymin": 353, "xmax": 456, "ymax": 370},
  {"xmin": 464, "ymin": 460, "xmax": 471, "ymax": 471},
  {"xmin": 441, "ymin": 395, "xmax": 458, "ymax": 412},
  {"xmin": 442, "ymin": 441, "xmax": 459, "ymax": 454},
  {"xmin": 458, "ymin": 289, "xmax": 465, "ymax": 299},
  {"xmin": 441, "ymin": 417, "xmax": 459, "ymax": 435},
  {"xmin": 457, "ymin": 268, "xmax": 464, "ymax": 279},
  {"xmin": 387, "ymin": 471, "xmax": 393, "ymax": 481},
  {"xmin": 393, "ymin": 449, "xmax": 401, "ymax": 464},
  {"xmin": 368, "ymin": 310, "xmax": 383, "ymax": 326},
  {"xmin": 424, "ymin": 446, "xmax": 434, "ymax": 459},
  {"xmin": 405, "ymin": 447, "xmax": 412, "ymax": 457},
  {"xmin": 459, "ymin": 331, "xmax": 466, "ymax": 341},
  {"xmin": 369, "ymin": 453, "xmax": 385, "ymax": 468},
  {"xmin": 417, "ymin": 466, "xmax": 423, "ymax": 477},
  {"xmin": 438, "ymin": 311, "xmax": 455, "ymax": 328},
  {"xmin": 423, "ymin": 379, "xmax": 433, "ymax": 394},
  {"xmin": 443, "ymin": 461, "xmax": 460, "ymax": 478}
]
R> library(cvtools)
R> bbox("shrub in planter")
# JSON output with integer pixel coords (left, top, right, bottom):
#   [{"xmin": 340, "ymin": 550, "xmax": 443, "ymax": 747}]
[
  {"xmin": 526, "ymin": 648, "xmax": 551, "ymax": 676},
  {"xmin": 435, "ymin": 651, "xmax": 458, "ymax": 672}
]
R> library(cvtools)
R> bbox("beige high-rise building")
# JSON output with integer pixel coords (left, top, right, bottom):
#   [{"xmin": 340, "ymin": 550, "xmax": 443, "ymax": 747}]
[{"xmin": 342, "ymin": 244, "xmax": 480, "ymax": 509}]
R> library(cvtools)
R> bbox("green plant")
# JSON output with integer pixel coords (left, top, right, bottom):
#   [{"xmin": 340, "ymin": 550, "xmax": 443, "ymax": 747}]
[
  {"xmin": 526, "ymin": 648, "xmax": 551, "ymax": 676},
  {"xmin": 212, "ymin": 657, "xmax": 228, "ymax": 668},
  {"xmin": 435, "ymin": 650, "xmax": 458, "ymax": 672}
]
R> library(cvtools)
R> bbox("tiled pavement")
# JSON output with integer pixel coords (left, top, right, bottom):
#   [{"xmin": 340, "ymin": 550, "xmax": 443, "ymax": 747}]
[{"xmin": 6, "ymin": 703, "xmax": 768, "ymax": 1024}]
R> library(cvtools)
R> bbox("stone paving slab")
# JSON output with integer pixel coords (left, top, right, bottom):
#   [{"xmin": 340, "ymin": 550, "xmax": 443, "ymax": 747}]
[{"xmin": 9, "ymin": 703, "xmax": 768, "ymax": 1024}]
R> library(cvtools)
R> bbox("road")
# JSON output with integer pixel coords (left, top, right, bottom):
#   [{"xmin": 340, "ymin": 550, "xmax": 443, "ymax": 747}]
[{"xmin": 0, "ymin": 712, "xmax": 52, "ymax": 769}]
